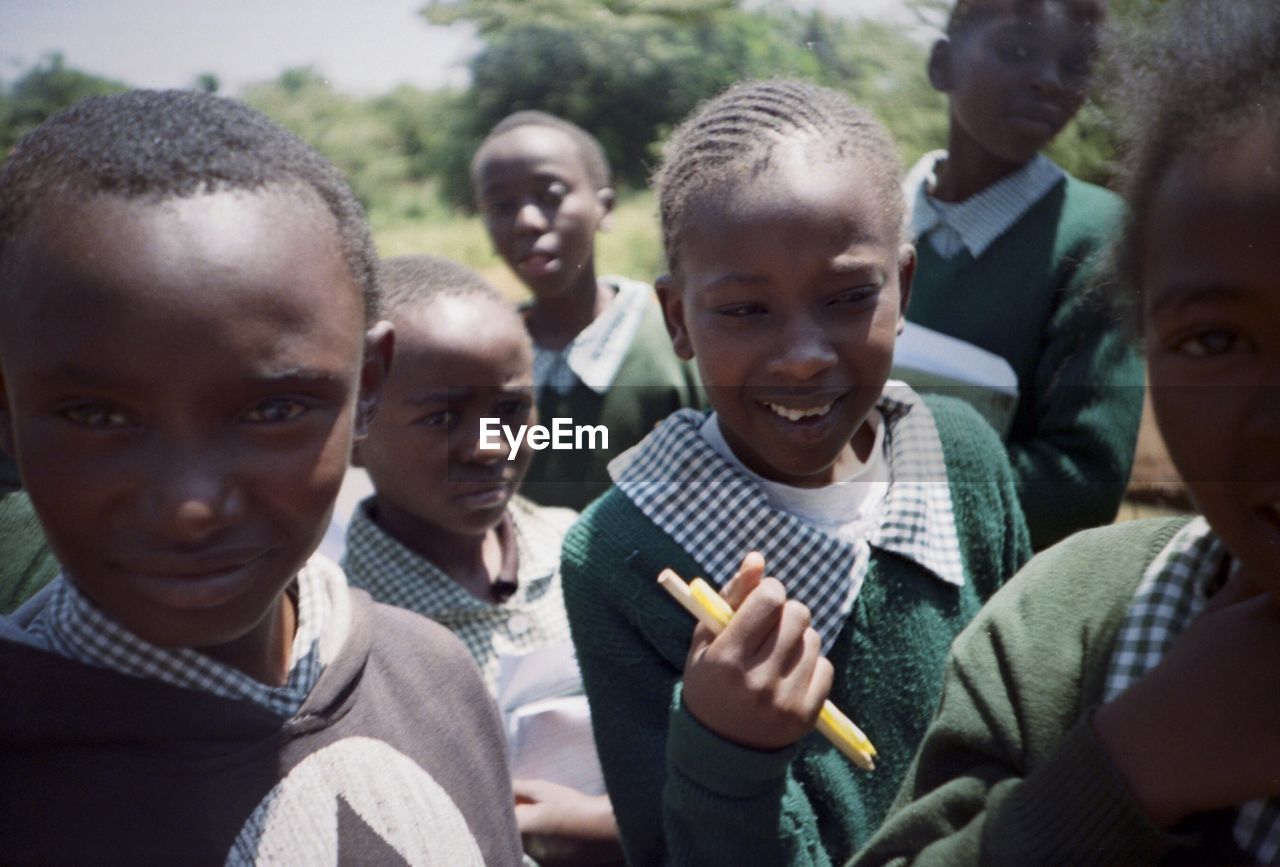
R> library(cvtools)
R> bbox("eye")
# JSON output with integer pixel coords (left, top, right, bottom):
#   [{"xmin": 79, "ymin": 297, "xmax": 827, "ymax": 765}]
[
  {"xmin": 61, "ymin": 403, "xmax": 132, "ymax": 430},
  {"xmin": 420, "ymin": 409, "xmax": 458, "ymax": 429},
  {"xmin": 483, "ymin": 198, "xmax": 517, "ymax": 217},
  {"xmin": 495, "ymin": 399, "xmax": 530, "ymax": 420},
  {"xmin": 996, "ymin": 41, "xmax": 1034, "ymax": 63},
  {"xmin": 1174, "ymin": 330, "xmax": 1253, "ymax": 357},
  {"xmin": 829, "ymin": 286, "xmax": 878, "ymax": 307},
  {"xmin": 715, "ymin": 303, "xmax": 767, "ymax": 318},
  {"xmin": 242, "ymin": 398, "xmax": 309, "ymax": 424},
  {"xmin": 539, "ymin": 183, "xmax": 567, "ymax": 207}
]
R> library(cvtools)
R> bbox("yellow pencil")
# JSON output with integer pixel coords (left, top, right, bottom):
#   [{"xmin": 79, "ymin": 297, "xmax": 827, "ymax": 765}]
[{"xmin": 657, "ymin": 568, "xmax": 876, "ymax": 772}]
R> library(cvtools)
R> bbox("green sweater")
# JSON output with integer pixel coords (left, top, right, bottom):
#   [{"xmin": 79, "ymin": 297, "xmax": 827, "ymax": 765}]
[
  {"xmin": 560, "ymin": 397, "xmax": 1029, "ymax": 867},
  {"xmin": 0, "ymin": 455, "xmax": 57, "ymax": 615},
  {"xmin": 850, "ymin": 517, "xmax": 1249, "ymax": 866},
  {"xmin": 521, "ymin": 292, "xmax": 703, "ymax": 511},
  {"xmin": 907, "ymin": 174, "xmax": 1143, "ymax": 551}
]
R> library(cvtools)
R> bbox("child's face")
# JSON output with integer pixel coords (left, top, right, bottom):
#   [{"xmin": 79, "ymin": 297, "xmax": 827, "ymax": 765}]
[
  {"xmin": 1143, "ymin": 119, "xmax": 1280, "ymax": 593},
  {"xmin": 935, "ymin": 0, "xmax": 1098, "ymax": 165},
  {"xmin": 0, "ymin": 187, "xmax": 386, "ymax": 650},
  {"xmin": 659, "ymin": 143, "xmax": 911, "ymax": 488},
  {"xmin": 358, "ymin": 294, "xmax": 534, "ymax": 539},
  {"xmin": 473, "ymin": 126, "xmax": 614, "ymax": 300}
]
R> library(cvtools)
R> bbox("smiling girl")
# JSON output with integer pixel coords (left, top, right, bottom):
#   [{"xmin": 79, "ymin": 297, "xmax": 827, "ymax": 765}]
[{"xmin": 559, "ymin": 80, "xmax": 1031, "ymax": 866}]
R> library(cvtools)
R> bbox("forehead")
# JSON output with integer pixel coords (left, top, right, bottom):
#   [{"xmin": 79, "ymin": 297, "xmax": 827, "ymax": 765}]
[
  {"xmin": 679, "ymin": 142, "xmax": 897, "ymax": 273},
  {"xmin": 473, "ymin": 126, "xmax": 592, "ymax": 191},
  {"xmin": 953, "ymin": 0, "xmax": 1102, "ymax": 34},
  {"xmin": 0, "ymin": 188, "xmax": 364, "ymax": 375},
  {"xmin": 389, "ymin": 295, "xmax": 531, "ymax": 386}
]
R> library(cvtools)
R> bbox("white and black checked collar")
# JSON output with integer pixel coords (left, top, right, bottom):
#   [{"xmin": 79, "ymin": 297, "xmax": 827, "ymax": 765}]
[
  {"xmin": 1104, "ymin": 517, "xmax": 1280, "ymax": 863},
  {"xmin": 608, "ymin": 383, "xmax": 963, "ymax": 652},
  {"xmin": 343, "ymin": 495, "xmax": 561, "ymax": 618},
  {"xmin": 26, "ymin": 555, "xmax": 339, "ymax": 718},
  {"xmin": 531, "ymin": 276, "xmax": 651, "ymax": 397},
  {"xmin": 904, "ymin": 150, "xmax": 1064, "ymax": 260}
]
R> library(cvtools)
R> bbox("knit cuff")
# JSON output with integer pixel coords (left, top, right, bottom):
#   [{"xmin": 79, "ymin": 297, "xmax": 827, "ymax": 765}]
[
  {"xmin": 985, "ymin": 711, "xmax": 1188, "ymax": 865},
  {"xmin": 666, "ymin": 686, "xmax": 799, "ymax": 799}
]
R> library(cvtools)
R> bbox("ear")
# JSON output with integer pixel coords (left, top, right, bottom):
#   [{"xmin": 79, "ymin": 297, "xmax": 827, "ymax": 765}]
[
  {"xmin": 896, "ymin": 243, "xmax": 917, "ymax": 335},
  {"xmin": 354, "ymin": 320, "xmax": 395, "ymax": 441},
  {"xmin": 927, "ymin": 39, "xmax": 952, "ymax": 93},
  {"xmin": 596, "ymin": 186, "xmax": 617, "ymax": 232},
  {"xmin": 655, "ymin": 274, "xmax": 694, "ymax": 361}
]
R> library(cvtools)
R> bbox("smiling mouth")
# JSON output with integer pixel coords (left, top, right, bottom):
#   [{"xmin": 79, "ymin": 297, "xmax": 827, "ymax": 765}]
[
  {"xmin": 759, "ymin": 400, "xmax": 836, "ymax": 422},
  {"xmin": 518, "ymin": 252, "xmax": 559, "ymax": 275}
]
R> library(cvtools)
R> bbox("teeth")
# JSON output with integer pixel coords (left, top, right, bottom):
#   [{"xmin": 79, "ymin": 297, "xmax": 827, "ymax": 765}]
[{"xmin": 762, "ymin": 401, "xmax": 833, "ymax": 422}]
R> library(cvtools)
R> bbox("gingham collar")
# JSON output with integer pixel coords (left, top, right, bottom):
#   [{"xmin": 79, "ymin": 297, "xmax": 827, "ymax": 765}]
[
  {"xmin": 343, "ymin": 495, "xmax": 560, "ymax": 618},
  {"xmin": 905, "ymin": 150, "xmax": 1064, "ymax": 259},
  {"xmin": 1104, "ymin": 517, "xmax": 1279, "ymax": 863},
  {"xmin": 27, "ymin": 555, "xmax": 341, "ymax": 718},
  {"xmin": 608, "ymin": 383, "xmax": 963, "ymax": 651},
  {"xmin": 531, "ymin": 276, "xmax": 651, "ymax": 396}
]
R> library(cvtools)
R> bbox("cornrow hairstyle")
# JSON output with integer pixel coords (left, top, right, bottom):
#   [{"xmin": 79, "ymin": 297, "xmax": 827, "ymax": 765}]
[
  {"xmin": 946, "ymin": 0, "xmax": 1105, "ymax": 36},
  {"xmin": 378, "ymin": 254, "xmax": 506, "ymax": 314},
  {"xmin": 656, "ymin": 78, "xmax": 903, "ymax": 271},
  {"xmin": 471, "ymin": 110, "xmax": 611, "ymax": 191},
  {"xmin": 0, "ymin": 89, "xmax": 380, "ymax": 321},
  {"xmin": 1109, "ymin": 0, "xmax": 1280, "ymax": 328}
]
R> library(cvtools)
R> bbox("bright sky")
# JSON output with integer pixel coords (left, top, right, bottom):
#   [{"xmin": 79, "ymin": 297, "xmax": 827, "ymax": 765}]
[{"xmin": 0, "ymin": 0, "xmax": 919, "ymax": 96}]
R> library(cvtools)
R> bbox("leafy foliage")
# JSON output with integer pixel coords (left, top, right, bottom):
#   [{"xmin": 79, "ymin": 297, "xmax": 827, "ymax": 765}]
[{"xmin": 0, "ymin": 53, "xmax": 129, "ymax": 153}]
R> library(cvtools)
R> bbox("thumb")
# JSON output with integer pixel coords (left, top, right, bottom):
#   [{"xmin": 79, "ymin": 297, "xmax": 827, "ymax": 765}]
[{"xmin": 720, "ymin": 550, "xmax": 765, "ymax": 610}]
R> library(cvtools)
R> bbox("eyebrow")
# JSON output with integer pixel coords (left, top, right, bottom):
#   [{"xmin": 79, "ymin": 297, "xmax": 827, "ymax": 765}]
[{"xmin": 1149, "ymin": 283, "xmax": 1249, "ymax": 317}]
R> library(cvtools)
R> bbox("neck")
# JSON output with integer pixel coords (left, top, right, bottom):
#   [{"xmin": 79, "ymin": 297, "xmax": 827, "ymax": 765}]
[
  {"xmin": 524, "ymin": 267, "xmax": 611, "ymax": 350},
  {"xmin": 933, "ymin": 120, "xmax": 1030, "ymax": 203},
  {"xmin": 370, "ymin": 497, "xmax": 506, "ymax": 602},
  {"xmin": 199, "ymin": 591, "xmax": 297, "ymax": 686}
]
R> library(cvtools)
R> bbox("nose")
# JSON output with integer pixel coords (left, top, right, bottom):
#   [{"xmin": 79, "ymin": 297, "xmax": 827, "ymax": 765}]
[
  {"xmin": 143, "ymin": 441, "xmax": 240, "ymax": 544},
  {"xmin": 459, "ymin": 416, "xmax": 510, "ymax": 466},
  {"xmin": 1028, "ymin": 58, "xmax": 1068, "ymax": 98},
  {"xmin": 514, "ymin": 201, "xmax": 549, "ymax": 235},
  {"xmin": 767, "ymin": 317, "xmax": 838, "ymax": 382}
]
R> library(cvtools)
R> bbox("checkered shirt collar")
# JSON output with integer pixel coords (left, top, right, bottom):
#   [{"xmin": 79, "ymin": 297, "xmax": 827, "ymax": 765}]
[
  {"xmin": 532, "ymin": 276, "xmax": 651, "ymax": 396},
  {"xmin": 29, "ymin": 556, "xmax": 336, "ymax": 718},
  {"xmin": 905, "ymin": 150, "xmax": 1064, "ymax": 259},
  {"xmin": 609, "ymin": 383, "xmax": 963, "ymax": 652},
  {"xmin": 1104, "ymin": 517, "xmax": 1280, "ymax": 863},
  {"xmin": 342, "ymin": 496, "xmax": 560, "ymax": 618}
]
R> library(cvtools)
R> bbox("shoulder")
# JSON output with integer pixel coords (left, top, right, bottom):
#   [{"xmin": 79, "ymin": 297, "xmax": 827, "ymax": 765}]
[
  {"xmin": 364, "ymin": 595, "xmax": 479, "ymax": 676},
  {"xmin": 562, "ymin": 486, "xmax": 659, "ymax": 573},
  {"xmin": 956, "ymin": 517, "xmax": 1192, "ymax": 653},
  {"xmin": 922, "ymin": 392, "xmax": 1009, "ymax": 476},
  {"xmin": 1054, "ymin": 171, "xmax": 1124, "ymax": 247}
]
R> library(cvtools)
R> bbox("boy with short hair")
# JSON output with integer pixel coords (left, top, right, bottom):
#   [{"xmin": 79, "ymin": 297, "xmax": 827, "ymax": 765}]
[
  {"xmin": 0, "ymin": 91, "xmax": 522, "ymax": 865},
  {"xmin": 472, "ymin": 111, "xmax": 703, "ymax": 511},
  {"xmin": 345, "ymin": 254, "xmax": 622, "ymax": 865},
  {"xmin": 904, "ymin": 0, "xmax": 1143, "ymax": 549}
]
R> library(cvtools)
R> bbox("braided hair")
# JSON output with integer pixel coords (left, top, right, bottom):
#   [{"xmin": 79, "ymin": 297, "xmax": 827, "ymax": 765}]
[{"xmin": 655, "ymin": 79, "xmax": 903, "ymax": 271}]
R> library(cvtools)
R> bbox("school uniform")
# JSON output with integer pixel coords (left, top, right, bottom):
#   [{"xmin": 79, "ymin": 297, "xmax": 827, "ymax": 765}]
[
  {"xmin": 521, "ymin": 275, "xmax": 704, "ymax": 512},
  {"xmin": 0, "ymin": 556, "xmax": 523, "ymax": 866},
  {"xmin": 0, "ymin": 454, "xmax": 56, "ymax": 615},
  {"xmin": 903, "ymin": 151, "xmax": 1144, "ymax": 550},
  {"xmin": 560, "ymin": 387, "xmax": 1030, "ymax": 866},
  {"xmin": 853, "ymin": 516, "xmax": 1270, "ymax": 865},
  {"xmin": 343, "ymin": 494, "xmax": 577, "ymax": 693}
]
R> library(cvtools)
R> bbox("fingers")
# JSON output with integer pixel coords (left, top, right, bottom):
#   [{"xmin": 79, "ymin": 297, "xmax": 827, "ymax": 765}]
[
  {"xmin": 720, "ymin": 550, "xmax": 766, "ymax": 610},
  {"xmin": 716, "ymin": 576, "xmax": 787, "ymax": 658}
]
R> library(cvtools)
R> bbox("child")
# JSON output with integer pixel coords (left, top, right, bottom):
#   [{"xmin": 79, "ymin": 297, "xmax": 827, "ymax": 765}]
[
  {"xmin": 472, "ymin": 110, "xmax": 703, "ymax": 511},
  {"xmin": 559, "ymin": 80, "xmax": 1031, "ymax": 866},
  {"xmin": 853, "ymin": 3, "xmax": 1280, "ymax": 862},
  {"xmin": 0, "ymin": 91, "xmax": 523, "ymax": 865},
  {"xmin": 904, "ymin": 0, "xmax": 1143, "ymax": 549},
  {"xmin": 344, "ymin": 254, "xmax": 623, "ymax": 865}
]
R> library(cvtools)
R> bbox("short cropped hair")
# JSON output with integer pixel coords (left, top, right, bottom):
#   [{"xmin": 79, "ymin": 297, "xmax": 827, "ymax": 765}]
[
  {"xmin": 378, "ymin": 254, "xmax": 505, "ymax": 315},
  {"xmin": 655, "ymin": 79, "xmax": 903, "ymax": 270},
  {"xmin": 0, "ymin": 89, "xmax": 380, "ymax": 321},
  {"xmin": 472, "ymin": 110, "xmax": 611, "ymax": 191},
  {"xmin": 946, "ymin": 0, "xmax": 1105, "ymax": 36},
  {"xmin": 1110, "ymin": 0, "xmax": 1280, "ymax": 318}
]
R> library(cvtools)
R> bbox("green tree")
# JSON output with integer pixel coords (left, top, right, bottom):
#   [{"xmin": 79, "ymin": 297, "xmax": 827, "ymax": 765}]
[{"xmin": 0, "ymin": 53, "xmax": 129, "ymax": 153}]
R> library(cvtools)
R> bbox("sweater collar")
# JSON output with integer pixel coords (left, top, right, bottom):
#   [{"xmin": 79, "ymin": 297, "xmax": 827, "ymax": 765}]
[
  {"xmin": 608, "ymin": 384, "xmax": 964, "ymax": 652},
  {"xmin": 531, "ymin": 275, "xmax": 652, "ymax": 396}
]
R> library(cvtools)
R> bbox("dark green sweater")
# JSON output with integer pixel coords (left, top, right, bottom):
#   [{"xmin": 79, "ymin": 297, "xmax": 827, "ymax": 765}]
[
  {"xmin": 521, "ymin": 291, "xmax": 703, "ymax": 511},
  {"xmin": 560, "ymin": 397, "xmax": 1030, "ymax": 866},
  {"xmin": 907, "ymin": 174, "xmax": 1143, "ymax": 551},
  {"xmin": 0, "ymin": 455, "xmax": 57, "ymax": 615},
  {"xmin": 851, "ymin": 518, "xmax": 1250, "ymax": 866}
]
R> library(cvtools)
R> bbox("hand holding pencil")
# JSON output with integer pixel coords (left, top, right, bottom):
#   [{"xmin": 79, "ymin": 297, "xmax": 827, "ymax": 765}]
[{"xmin": 663, "ymin": 552, "xmax": 875, "ymax": 771}]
